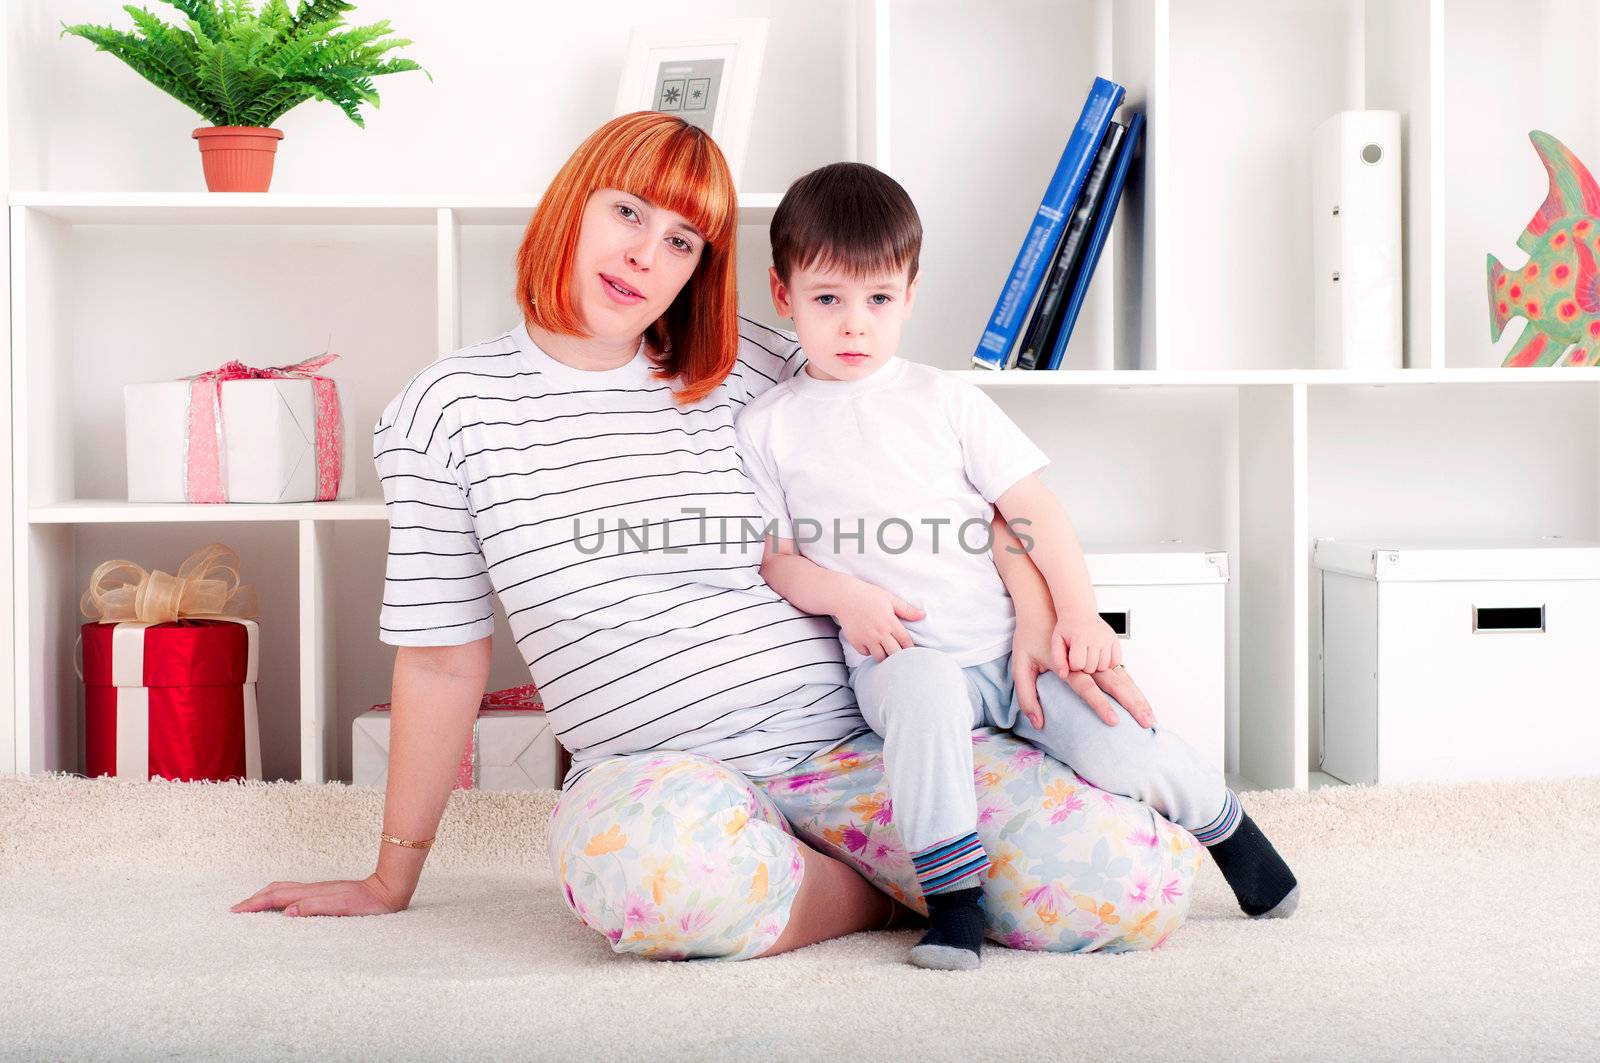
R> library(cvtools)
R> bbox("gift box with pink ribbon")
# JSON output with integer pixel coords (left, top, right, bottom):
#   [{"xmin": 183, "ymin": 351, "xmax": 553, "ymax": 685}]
[
  {"xmin": 78, "ymin": 544, "xmax": 264, "ymax": 782},
  {"xmin": 352, "ymin": 683, "xmax": 567, "ymax": 791},
  {"xmin": 124, "ymin": 353, "xmax": 346, "ymax": 504}
]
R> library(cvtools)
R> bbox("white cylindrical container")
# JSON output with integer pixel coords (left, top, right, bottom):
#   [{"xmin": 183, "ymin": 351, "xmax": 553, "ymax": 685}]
[{"xmin": 1312, "ymin": 110, "xmax": 1403, "ymax": 370}]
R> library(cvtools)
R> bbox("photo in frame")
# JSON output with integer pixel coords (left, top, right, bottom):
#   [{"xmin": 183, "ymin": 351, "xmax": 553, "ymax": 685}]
[{"xmin": 614, "ymin": 18, "xmax": 769, "ymax": 184}]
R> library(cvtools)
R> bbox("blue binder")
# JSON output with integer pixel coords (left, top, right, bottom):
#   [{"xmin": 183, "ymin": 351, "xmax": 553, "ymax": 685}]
[
  {"xmin": 972, "ymin": 76, "xmax": 1125, "ymax": 370},
  {"xmin": 1043, "ymin": 110, "xmax": 1145, "ymax": 371}
]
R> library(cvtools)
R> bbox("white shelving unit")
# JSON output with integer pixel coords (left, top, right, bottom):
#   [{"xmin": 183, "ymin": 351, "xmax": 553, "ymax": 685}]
[{"xmin": 7, "ymin": 0, "xmax": 1599, "ymax": 790}]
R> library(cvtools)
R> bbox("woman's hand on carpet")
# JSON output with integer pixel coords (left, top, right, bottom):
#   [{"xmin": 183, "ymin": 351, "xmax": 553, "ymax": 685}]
[{"xmin": 229, "ymin": 873, "xmax": 408, "ymax": 917}]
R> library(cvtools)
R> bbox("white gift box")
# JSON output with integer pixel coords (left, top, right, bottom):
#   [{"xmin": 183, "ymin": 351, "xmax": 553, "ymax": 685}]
[
  {"xmin": 1086, "ymin": 546, "xmax": 1230, "ymax": 771},
  {"xmin": 1314, "ymin": 537, "xmax": 1600, "ymax": 785},
  {"xmin": 124, "ymin": 378, "xmax": 349, "ymax": 504},
  {"xmin": 352, "ymin": 708, "xmax": 564, "ymax": 791}
]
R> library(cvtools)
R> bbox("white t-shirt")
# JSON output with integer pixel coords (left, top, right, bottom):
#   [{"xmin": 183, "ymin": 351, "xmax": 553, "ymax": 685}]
[
  {"xmin": 735, "ymin": 355, "xmax": 1050, "ymax": 670},
  {"xmin": 373, "ymin": 318, "xmax": 864, "ymax": 783}
]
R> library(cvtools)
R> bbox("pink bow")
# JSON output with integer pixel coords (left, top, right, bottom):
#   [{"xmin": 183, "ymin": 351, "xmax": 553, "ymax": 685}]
[{"xmin": 184, "ymin": 353, "xmax": 344, "ymax": 503}]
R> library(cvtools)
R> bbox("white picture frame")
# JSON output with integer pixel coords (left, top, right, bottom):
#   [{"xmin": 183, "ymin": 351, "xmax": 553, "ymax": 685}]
[{"xmin": 614, "ymin": 18, "xmax": 769, "ymax": 185}]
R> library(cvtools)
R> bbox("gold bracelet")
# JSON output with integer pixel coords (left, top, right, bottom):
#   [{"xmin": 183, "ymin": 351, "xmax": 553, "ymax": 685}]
[{"xmin": 381, "ymin": 832, "xmax": 435, "ymax": 849}]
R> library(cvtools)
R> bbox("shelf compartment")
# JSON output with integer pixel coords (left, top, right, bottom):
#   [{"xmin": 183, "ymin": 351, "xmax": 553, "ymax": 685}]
[
  {"xmin": 1167, "ymin": 0, "xmax": 1432, "ymax": 371},
  {"xmin": 10, "ymin": 208, "xmax": 435, "ymax": 511},
  {"xmin": 891, "ymin": 0, "xmax": 1158, "ymax": 374},
  {"xmin": 1443, "ymin": 0, "xmax": 1600, "ymax": 369},
  {"xmin": 13, "ymin": 522, "xmax": 307, "ymax": 781}
]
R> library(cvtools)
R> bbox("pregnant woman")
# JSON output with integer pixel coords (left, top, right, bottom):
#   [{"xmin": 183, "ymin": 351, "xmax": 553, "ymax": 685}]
[{"xmin": 231, "ymin": 112, "xmax": 1202, "ymax": 959}]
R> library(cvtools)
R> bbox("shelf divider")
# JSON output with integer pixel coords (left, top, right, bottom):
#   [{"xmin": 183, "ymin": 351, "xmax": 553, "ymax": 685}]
[
  {"xmin": 437, "ymin": 207, "xmax": 460, "ymax": 356},
  {"xmin": 298, "ymin": 519, "xmax": 338, "ymax": 784},
  {"xmin": 1236, "ymin": 383, "xmax": 1310, "ymax": 790},
  {"xmin": 853, "ymin": 0, "xmax": 890, "ymax": 169}
]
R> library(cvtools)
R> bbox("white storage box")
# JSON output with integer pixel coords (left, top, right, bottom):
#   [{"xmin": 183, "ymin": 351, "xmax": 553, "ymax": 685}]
[
  {"xmin": 1084, "ymin": 546, "xmax": 1230, "ymax": 771},
  {"xmin": 353, "ymin": 708, "xmax": 564, "ymax": 791},
  {"xmin": 1314, "ymin": 538, "xmax": 1600, "ymax": 785}
]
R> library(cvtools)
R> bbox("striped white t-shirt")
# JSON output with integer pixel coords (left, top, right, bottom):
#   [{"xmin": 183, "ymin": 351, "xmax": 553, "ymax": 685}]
[{"xmin": 373, "ymin": 317, "xmax": 864, "ymax": 783}]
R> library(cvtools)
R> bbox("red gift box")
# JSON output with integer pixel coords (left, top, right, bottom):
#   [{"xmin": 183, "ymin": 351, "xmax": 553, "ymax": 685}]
[{"xmin": 82, "ymin": 617, "xmax": 262, "ymax": 782}]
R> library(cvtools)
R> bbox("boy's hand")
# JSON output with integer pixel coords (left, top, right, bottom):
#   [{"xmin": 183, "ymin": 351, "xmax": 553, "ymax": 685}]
[
  {"xmin": 1052, "ymin": 609, "xmax": 1122, "ymax": 676},
  {"xmin": 835, "ymin": 581, "xmax": 924, "ymax": 662}
]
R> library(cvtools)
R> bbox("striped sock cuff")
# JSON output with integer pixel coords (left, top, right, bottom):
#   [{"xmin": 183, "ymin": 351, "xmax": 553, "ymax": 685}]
[
  {"xmin": 1193, "ymin": 789, "xmax": 1242, "ymax": 846},
  {"xmin": 913, "ymin": 832, "xmax": 991, "ymax": 895}
]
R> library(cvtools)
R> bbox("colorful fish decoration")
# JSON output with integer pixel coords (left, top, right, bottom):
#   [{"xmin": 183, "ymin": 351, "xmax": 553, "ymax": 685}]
[{"xmin": 1489, "ymin": 130, "xmax": 1600, "ymax": 366}]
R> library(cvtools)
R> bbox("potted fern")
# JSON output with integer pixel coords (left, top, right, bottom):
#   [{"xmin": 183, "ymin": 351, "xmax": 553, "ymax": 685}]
[{"xmin": 61, "ymin": 1, "xmax": 428, "ymax": 192}]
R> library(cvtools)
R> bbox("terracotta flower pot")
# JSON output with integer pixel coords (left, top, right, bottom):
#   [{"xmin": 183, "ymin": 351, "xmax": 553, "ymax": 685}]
[{"xmin": 192, "ymin": 126, "xmax": 285, "ymax": 193}]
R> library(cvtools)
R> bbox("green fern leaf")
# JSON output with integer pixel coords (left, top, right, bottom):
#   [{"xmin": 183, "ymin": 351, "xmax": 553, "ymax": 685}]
[
  {"xmin": 118, "ymin": 7, "xmax": 210, "ymax": 97},
  {"xmin": 60, "ymin": 22, "xmax": 223, "ymax": 123},
  {"xmin": 290, "ymin": 1, "xmax": 352, "ymax": 36},
  {"xmin": 192, "ymin": 31, "xmax": 251, "ymax": 122},
  {"xmin": 159, "ymin": 0, "xmax": 222, "ymax": 43},
  {"xmin": 238, "ymin": 83, "xmax": 312, "ymax": 127},
  {"xmin": 300, "ymin": 75, "xmax": 366, "ymax": 126}
]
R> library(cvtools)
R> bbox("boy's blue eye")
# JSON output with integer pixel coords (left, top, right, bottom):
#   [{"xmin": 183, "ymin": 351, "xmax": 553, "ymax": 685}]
[
  {"xmin": 871, "ymin": 294, "xmax": 892, "ymax": 305},
  {"xmin": 816, "ymin": 294, "xmax": 838, "ymax": 305}
]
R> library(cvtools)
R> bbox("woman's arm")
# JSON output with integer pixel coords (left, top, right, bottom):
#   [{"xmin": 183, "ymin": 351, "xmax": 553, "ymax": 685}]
[
  {"xmin": 994, "ymin": 474, "xmax": 1128, "ymax": 677},
  {"xmin": 990, "ymin": 514, "xmax": 1053, "ymax": 728},
  {"xmin": 988, "ymin": 511, "xmax": 1159, "ymax": 729},
  {"xmin": 230, "ymin": 636, "xmax": 491, "ymax": 917},
  {"xmin": 373, "ymin": 639, "xmax": 494, "ymax": 908}
]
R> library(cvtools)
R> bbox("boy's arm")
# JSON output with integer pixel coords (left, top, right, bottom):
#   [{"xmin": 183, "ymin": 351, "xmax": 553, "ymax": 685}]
[
  {"xmin": 990, "ymin": 512, "xmax": 1053, "ymax": 628},
  {"xmin": 993, "ymin": 474, "xmax": 1120, "ymax": 674},
  {"xmin": 759, "ymin": 537, "xmax": 924, "ymax": 662},
  {"xmin": 759, "ymin": 536, "xmax": 862, "ymax": 617}
]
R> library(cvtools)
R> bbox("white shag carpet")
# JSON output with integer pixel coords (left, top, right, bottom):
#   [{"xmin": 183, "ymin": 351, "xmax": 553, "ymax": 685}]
[{"xmin": 2, "ymin": 771, "xmax": 1597, "ymax": 1062}]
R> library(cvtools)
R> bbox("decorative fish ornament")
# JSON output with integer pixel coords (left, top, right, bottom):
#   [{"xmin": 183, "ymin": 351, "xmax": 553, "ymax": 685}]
[{"xmin": 1488, "ymin": 130, "xmax": 1600, "ymax": 366}]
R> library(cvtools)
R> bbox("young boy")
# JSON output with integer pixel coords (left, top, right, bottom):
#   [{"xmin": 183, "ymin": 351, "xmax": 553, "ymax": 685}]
[{"xmin": 734, "ymin": 163, "xmax": 1299, "ymax": 971}]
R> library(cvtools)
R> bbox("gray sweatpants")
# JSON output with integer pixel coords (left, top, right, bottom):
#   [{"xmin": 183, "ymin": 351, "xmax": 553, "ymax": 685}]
[{"xmin": 849, "ymin": 646, "xmax": 1239, "ymax": 857}]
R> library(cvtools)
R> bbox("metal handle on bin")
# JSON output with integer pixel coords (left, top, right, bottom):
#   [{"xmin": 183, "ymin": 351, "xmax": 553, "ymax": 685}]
[{"xmin": 1471, "ymin": 605, "xmax": 1545, "ymax": 633}]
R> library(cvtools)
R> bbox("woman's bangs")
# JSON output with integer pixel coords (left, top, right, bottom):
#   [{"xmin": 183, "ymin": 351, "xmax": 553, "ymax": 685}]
[{"xmin": 604, "ymin": 133, "xmax": 735, "ymax": 250}]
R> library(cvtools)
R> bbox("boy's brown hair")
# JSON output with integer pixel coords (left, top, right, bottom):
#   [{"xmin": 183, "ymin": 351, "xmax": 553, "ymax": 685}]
[{"xmin": 770, "ymin": 162, "xmax": 922, "ymax": 286}]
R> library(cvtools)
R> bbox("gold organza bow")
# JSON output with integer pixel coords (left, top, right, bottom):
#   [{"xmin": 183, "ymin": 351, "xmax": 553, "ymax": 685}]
[{"xmin": 79, "ymin": 543, "xmax": 260, "ymax": 623}]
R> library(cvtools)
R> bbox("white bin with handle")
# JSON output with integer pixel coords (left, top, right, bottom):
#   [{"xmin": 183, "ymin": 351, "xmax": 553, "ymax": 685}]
[
  {"xmin": 1084, "ymin": 546, "xmax": 1230, "ymax": 773},
  {"xmin": 1314, "ymin": 537, "xmax": 1600, "ymax": 785}
]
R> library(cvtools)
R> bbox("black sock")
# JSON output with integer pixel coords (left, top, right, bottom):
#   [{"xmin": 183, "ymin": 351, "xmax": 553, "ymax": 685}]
[
  {"xmin": 908, "ymin": 886, "xmax": 985, "ymax": 970},
  {"xmin": 1206, "ymin": 810, "xmax": 1299, "ymax": 918}
]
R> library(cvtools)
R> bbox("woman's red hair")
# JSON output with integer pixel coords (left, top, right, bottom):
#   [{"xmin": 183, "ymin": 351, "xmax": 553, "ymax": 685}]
[{"xmin": 515, "ymin": 112, "xmax": 740, "ymax": 406}]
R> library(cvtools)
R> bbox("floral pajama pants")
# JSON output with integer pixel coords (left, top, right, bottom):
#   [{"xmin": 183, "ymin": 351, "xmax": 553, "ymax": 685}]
[{"xmin": 547, "ymin": 728, "xmax": 1204, "ymax": 961}]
